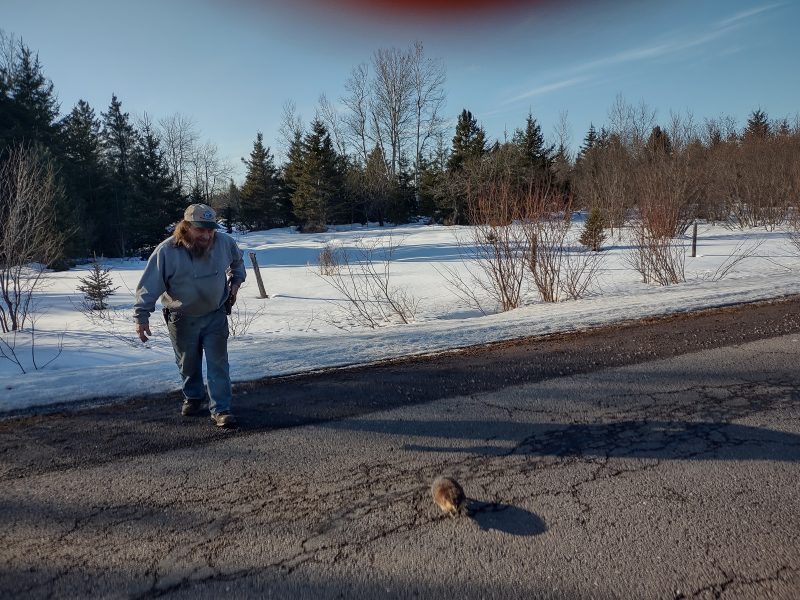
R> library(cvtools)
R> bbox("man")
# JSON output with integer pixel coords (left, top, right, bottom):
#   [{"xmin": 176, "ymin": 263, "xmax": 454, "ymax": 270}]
[{"xmin": 134, "ymin": 203, "xmax": 246, "ymax": 427}]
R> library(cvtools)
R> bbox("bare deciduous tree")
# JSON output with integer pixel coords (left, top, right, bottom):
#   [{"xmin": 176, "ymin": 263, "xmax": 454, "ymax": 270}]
[
  {"xmin": 0, "ymin": 29, "xmax": 21, "ymax": 81},
  {"xmin": 190, "ymin": 141, "xmax": 233, "ymax": 204},
  {"xmin": 608, "ymin": 94, "xmax": 657, "ymax": 154},
  {"xmin": 409, "ymin": 41, "xmax": 446, "ymax": 190},
  {"xmin": 317, "ymin": 93, "xmax": 348, "ymax": 158},
  {"xmin": 341, "ymin": 41, "xmax": 446, "ymax": 186},
  {"xmin": 371, "ymin": 46, "xmax": 414, "ymax": 178},
  {"xmin": 157, "ymin": 112, "xmax": 198, "ymax": 195},
  {"xmin": 278, "ymin": 100, "xmax": 304, "ymax": 164},
  {"xmin": 0, "ymin": 143, "xmax": 64, "ymax": 332},
  {"xmin": 342, "ymin": 63, "xmax": 372, "ymax": 165}
]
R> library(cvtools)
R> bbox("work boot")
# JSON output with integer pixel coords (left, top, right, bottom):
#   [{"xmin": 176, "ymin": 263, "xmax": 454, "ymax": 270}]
[
  {"xmin": 211, "ymin": 411, "xmax": 237, "ymax": 428},
  {"xmin": 181, "ymin": 399, "xmax": 203, "ymax": 416}
]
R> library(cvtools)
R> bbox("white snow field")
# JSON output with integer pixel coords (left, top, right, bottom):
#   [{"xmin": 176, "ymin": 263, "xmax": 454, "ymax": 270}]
[{"xmin": 1, "ymin": 218, "xmax": 799, "ymax": 413}]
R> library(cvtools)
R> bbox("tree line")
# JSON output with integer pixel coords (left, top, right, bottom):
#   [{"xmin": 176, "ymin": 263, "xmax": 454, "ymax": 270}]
[{"xmin": 2, "ymin": 30, "xmax": 799, "ymax": 268}]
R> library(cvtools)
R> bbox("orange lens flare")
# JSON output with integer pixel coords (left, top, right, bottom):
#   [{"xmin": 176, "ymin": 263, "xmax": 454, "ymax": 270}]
[{"xmin": 296, "ymin": 0, "xmax": 556, "ymax": 18}]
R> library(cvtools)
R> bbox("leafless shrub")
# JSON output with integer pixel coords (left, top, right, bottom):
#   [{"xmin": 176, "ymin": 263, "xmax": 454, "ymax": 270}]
[
  {"xmin": 443, "ymin": 178, "xmax": 602, "ymax": 311},
  {"xmin": 573, "ymin": 135, "xmax": 634, "ymax": 236},
  {"xmin": 788, "ymin": 209, "xmax": 800, "ymax": 255},
  {"xmin": 0, "ymin": 143, "xmax": 65, "ymax": 332},
  {"xmin": 436, "ymin": 262, "xmax": 493, "ymax": 316},
  {"xmin": 521, "ymin": 193, "xmax": 570, "ymax": 303},
  {"xmin": 626, "ymin": 219, "xmax": 686, "ymax": 285},
  {"xmin": 636, "ymin": 154, "xmax": 698, "ymax": 239},
  {"xmin": 0, "ymin": 330, "xmax": 25, "ymax": 373},
  {"xmin": 318, "ymin": 242, "xmax": 339, "ymax": 276},
  {"xmin": 560, "ymin": 248, "xmax": 604, "ymax": 300},
  {"xmin": 74, "ymin": 274, "xmax": 161, "ymax": 348},
  {"xmin": 73, "ymin": 299, "xmax": 155, "ymax": 348},
  {"xmin": 0, "ymin": 319, "xmax": 64, "ymax": 375},
  {"xmin": 227, "ymin": 299, "xmax": 266, "ymax": 338},
  {"xmin": 318, "ymin": 236, "xmax": 418, "ymax": 328},
  {"xmin": 724, "ymin": 133, "xmax": 799, "ymax": 230},
  {"xmin": 698, "ymin": 238, "xmax": 765, "ymax": 282},
  {"xmin": 467, "ymin": 179, "xmax": 527, "ymax": 310},
  {"xmin": 521, "ymin": 190, "xmax": 602, "ymax": 302}
]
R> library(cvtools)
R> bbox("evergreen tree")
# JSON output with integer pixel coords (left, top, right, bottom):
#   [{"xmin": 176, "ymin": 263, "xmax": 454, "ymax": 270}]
[
  {"xmin": 130, "ymin": 121, "xmax": 183, "ymax": 250},
  {"xmin": 388, "ymin": 169, "xmax": 415, "ymax": 225},
  {"xmin": 329, "ymin": 155, "xmax": 365, "ymax": 225},
  {"xmin": 579, "ymin": 206, "xmax": 607, "ymax": 252},
  {"xmin": 282, "ymin": 130, "xmax": 304, "ymax": 224},
  {"xmin": 416, "ymin": 155, "xmax": 442, "ymax": 219},
  {"xmin": 101, "ymin": 94, "xmax": 138, "ymax": 256},
  {"xmin": 744, "ymin": 109, "xmax": 770, "ymax": 140},
  {"xmin": 447, "ymin": 109, "xmax": 486, "ymax": 172},
  {"xmin": 646, "ymin": 125, "xmax": 672, "ymax": 157},
  {"xmin": 596, "ymin": 126, "xmax": 611, "ymax": 148},
  {"xmin": 239, "ymin": 132, "xmax": 281, "ymax": 230},
  {"xmin": 77, "ymin": 254, "xmax": 119, "ymax": 310},
  {"xmin": 291, "ymin": 119, "xmax": 342, "ymax": 232},
  {"xmin": 419, "ymin": 134, "xmax": 450, "ymax": 221},
  {"xmin": 551, "ymin": 142, "xmax": 572, "ymax": 194},
  {"xmin": 61, "ymin": 100, "xmax": 108, "ymax": 254},
  {"xmin": 188, "ymin": 182, "xmax": 204, "ymax": 203},
  {"xmin": 442, "ymin": 110, "xmax": 486, "ymax": 225},
  {"xmin": 512, "ymin": 111, "xmax": 554, "ymax": 177},
  {"xmin": 576, "ymin": 123, "xmax": 598, "ymax": 164},
  {"xmin": 0, "ymin": 54, "xmax": 16, "ymax": 149},
  {"xmin": 283, "ymin": 131, "xmax": 303, "ymax": 197},
  {"xmin": 362, "ymin": 144, "xmax": 391, "ymax": 225},
  {"xmin": 776, "ymin": 118, "xmax": 791, "ymax": 137},
  {"xmin": 5, "ymin": 43, "xmax": 60, "ymax": 149},
  {"xmin": 220, "ymin": 179, "xmax": 239, "ymax": 233}
]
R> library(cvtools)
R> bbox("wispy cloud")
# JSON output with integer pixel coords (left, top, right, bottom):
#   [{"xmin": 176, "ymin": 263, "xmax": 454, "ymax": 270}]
[
  {"xmin": 489, "ymin": 3, "xmax": 785, "ymax": 114},
  {"xmin": 576, "ymin": 26, "xmax": 734, "ymax": 72},
  {"xmin": 568, "ymin": 3, "xmax": 783, "ymax": 74},
  {"xmin": 502, "ymin": 76, "xmax": 591, "ymax": 106},
  {"xmin": 716, "ymin": 2, "xmax": 784, "ymax": 28}
]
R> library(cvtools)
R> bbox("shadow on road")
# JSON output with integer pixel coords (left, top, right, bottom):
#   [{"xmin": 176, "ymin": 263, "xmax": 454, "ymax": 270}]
[
  {"xmin": 334, "ymin": 419, "xmax": 800, "ymax": 462},
  {"xmin": 469, "ymin": 501, "xmax": 547, "ymax": 536}
]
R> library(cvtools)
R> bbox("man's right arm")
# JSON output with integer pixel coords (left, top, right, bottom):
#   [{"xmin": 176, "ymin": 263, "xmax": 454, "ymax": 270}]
[{"xmin": 133, "ymin": 248, "xmax": 168, "ymax": 341}]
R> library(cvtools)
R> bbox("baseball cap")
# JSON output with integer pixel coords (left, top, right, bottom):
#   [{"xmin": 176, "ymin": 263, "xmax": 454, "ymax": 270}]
[{"xmin": 184, "ymin": 203, "xmax": 220, "ymax": 229}]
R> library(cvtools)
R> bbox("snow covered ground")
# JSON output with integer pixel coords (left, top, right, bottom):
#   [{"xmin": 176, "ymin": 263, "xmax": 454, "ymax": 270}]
[{"xmin": 1, "ymin": 218, "xmax": 799, "ymax": 413}]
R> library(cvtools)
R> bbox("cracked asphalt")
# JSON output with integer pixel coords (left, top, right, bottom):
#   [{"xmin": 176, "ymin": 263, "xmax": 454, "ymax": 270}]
[{"xmin": 1, "ymin": 298, "xmax": 800, "ymax": 599}]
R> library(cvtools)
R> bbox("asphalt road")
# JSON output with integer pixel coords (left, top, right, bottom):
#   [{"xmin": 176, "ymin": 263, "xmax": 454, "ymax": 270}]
[{"xmin": 1, "ymin": 298, "xmax": 799, "ymax": 599}]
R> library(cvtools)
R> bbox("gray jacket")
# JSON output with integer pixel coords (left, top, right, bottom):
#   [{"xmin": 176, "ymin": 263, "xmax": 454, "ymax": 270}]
[{"xmin": 134, "ymin": 232, "xmax": 246, "ymax": 325}]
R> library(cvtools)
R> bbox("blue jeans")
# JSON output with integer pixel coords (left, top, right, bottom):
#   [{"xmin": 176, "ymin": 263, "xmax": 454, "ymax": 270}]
[{"xmin": 167, "ymin": 308, "xmax": 232, "ymax": 415}]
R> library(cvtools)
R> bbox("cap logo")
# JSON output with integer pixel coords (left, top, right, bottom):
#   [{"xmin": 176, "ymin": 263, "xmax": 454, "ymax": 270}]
[{"xmin": 202, "ymin": 210, "xmax": 213, "ymax": 219}]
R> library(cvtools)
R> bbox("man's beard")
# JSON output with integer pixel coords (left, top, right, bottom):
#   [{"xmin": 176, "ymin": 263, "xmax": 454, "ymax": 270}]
[{"xmin": 189, "ymin": 240, "xmax": 212, "ymax": 258}]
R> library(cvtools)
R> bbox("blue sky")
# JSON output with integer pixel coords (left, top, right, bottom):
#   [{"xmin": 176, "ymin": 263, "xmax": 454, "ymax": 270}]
[{"xmin": 2, "ymin": 0, "xmax": 798, "ymax": 181}]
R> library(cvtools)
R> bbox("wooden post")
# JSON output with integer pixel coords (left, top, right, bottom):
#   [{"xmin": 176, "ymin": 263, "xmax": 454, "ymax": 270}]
[
  {"xmin": 248, "ymin": 252, "xmax": 269, "ymax": 298},
  {"xmin": 691, "ymin": 221, "xmax": 698, "ymax": 258}
]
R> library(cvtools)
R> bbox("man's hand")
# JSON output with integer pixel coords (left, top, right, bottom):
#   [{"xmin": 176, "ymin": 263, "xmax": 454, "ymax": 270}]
[
  {"xmin": 228, "ymin": 283, "xmax": 241, "ymax": 307},
  {"xmin": 136, "ymin": 323, "xmax": 152, "ymax": 343}
]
